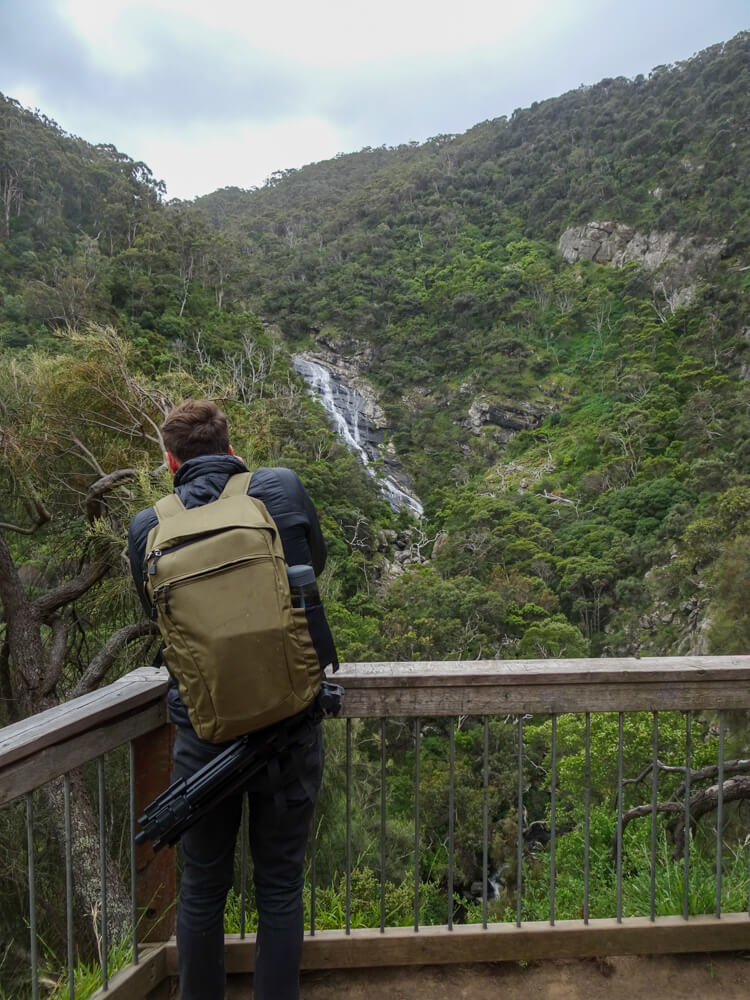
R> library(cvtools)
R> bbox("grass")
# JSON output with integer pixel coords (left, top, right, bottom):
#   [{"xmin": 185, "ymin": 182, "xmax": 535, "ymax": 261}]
[
  {"xmin": 224, "ymin": 867, "xmax": 454, "ymax": 934},
  {"xmin": 520, "ymin": 808, "xmax": 750, "ymax": 922},
  {"xmin": 45, "ymin": 935, "xmax": 134, "ymax": 1000}
]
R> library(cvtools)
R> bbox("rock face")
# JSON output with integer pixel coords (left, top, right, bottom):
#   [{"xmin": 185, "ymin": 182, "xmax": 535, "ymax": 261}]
[
  {"xmin": 468, "ymin": 398, "xmax": 550, "ymax": 442},
  {"xmin": 374, "ymin": 528, "xmax": 431, "ymax": 591},
  {"xmin": 558, "ymin": 221, "xmax": 726, "ymax": 308}
]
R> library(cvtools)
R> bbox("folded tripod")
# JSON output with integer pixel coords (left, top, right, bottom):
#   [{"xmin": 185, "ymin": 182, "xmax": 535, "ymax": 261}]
[{"xmin": 135, "ymin": 682, "xmax": 344, "ymax": 852}]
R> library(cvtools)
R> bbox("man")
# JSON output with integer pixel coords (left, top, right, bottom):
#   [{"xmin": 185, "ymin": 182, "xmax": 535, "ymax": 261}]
[{"xmin": 128, "ymin": 399, "xmax": 331, "ymax": 1000}]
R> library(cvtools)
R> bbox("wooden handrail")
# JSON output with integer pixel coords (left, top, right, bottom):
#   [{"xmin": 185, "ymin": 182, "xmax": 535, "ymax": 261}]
[
  {"xmin": 3, "ymin": 656, "xmax": 750, "ymax": 804},
  {"xmin": 0, "ymin": 666, "xmax": 168, "ymax": 767},
  {"xmin": 0, "ymin": 667, "xmax": 168, "ymax": 805},
  {"xmin": 335, "ymin": 656, "xmax": 750, "ymax": 714}
]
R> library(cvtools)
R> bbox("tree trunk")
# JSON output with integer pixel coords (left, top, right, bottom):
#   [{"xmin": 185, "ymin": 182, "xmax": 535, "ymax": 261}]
[
  {"xmin": 1, "ymin": 528, "xmax": 132, "ymax": 942},
  {"xmin": 0, "ymin": 530, "xmax": 46, "ymax": 708},
  {"xmin": 42, "ymin": 772, "xmax": 133, "ymax": 947}
]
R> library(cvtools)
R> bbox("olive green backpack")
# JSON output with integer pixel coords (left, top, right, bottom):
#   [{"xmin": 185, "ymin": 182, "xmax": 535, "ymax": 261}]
[{"xmin": 144, "ymin": 472, "xmax": 321, "ymax": 742}]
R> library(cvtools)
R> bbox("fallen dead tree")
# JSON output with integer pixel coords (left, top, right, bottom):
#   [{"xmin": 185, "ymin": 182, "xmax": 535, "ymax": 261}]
[{"xmin": 613, "ymin": 758, "xmax": 750, "ymax": 859}]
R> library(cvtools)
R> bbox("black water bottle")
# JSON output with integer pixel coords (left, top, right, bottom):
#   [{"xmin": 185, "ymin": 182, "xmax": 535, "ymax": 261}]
[{"xmin": 287, "ymin": 564, "xmax": 321, "ymax": 609}]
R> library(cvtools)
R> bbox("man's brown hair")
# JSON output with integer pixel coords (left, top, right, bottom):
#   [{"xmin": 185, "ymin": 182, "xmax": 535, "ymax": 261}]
[{"xmin": 162, "ymin": 400, "xmax": 230, "ymax": 461}]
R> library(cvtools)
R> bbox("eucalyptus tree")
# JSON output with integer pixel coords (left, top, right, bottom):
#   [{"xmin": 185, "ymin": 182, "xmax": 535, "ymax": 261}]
[{"xmin": 0, "ymin": 328, "xmax": 172, "ymax": 940}]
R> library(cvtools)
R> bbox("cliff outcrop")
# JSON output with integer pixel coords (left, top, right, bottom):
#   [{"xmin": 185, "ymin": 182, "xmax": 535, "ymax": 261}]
[
  {"xmin": 558, "ymin": 221, "xmax": 726, "ymax": 309},
  {"xmin": 467, "ymin": 397, "xmax": 551, "ymax": 442}
]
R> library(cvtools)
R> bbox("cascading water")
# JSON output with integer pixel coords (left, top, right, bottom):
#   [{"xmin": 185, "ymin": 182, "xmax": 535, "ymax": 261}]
[
  {"xmin": 293, "ymin": 358, "xmax": 376, "ymax": 462},
  {"xmin": 293, "ymin": 357, "xmax": 423, "ymax": 517}
]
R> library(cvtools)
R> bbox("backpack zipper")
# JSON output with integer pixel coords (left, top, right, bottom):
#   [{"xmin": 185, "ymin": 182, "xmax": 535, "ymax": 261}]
[
  {"xmin": 146, "ymin": 548, "xmax": 163, "ymax": 577},
  {"xmin": 145, "ymin": 526, "xmax": 266, "ymax": 579},
  {"xmin": 151, "ymin": 554, "xmax": 275, "ymax": 618}
]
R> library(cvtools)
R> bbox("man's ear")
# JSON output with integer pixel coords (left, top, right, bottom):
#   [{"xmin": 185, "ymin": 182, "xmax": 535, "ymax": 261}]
[
  {"xmin": 165, "ymin": 451, "xmax": 180, "ymax": 475},
  {"xmin": 228, "ymin": 445, "xmax": 235, "ymax": 456}
]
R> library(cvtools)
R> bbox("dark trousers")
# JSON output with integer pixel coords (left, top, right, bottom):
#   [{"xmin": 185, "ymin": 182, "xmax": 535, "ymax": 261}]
[{"xmin": 172, "ymin": 718, "xmax": 323, "ymax": 1000}]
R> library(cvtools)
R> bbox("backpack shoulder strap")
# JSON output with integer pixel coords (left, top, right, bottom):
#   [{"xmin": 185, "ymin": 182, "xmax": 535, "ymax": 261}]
[
  {"xmin": 218, "ymin": 471, "xmax": 253, "ymax": 500},
  {"xmin": 153, "ymin": 471, "xmax": 254, "ymax": 521},
  {"xmin": 152, "ymin": 490, "xmax": 186, "ymax": 523},
  {"xmin": 218, "ymin": 471, "xmax": 280, "ymax": 539}
]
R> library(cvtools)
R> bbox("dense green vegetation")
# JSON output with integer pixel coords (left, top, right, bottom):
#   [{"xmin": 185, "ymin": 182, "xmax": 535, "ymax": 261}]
[
  {"xmin": 192, "ymin": 32, "xmax": 750, "ymax": 663},
  {"xmin": 1, "ymin": 31, "xmax": 750, "ymax": 998}
]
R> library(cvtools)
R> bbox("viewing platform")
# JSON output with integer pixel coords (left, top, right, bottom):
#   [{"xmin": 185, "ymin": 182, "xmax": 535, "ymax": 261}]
[{"xmin": 2, "ymin": 656, "xmax": 749, "ymax": 998}]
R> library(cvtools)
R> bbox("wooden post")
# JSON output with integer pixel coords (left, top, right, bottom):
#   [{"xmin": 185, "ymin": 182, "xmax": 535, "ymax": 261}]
[{"xmin": 133, "ymin": 722, "xmax": 176, "ymax": 943}]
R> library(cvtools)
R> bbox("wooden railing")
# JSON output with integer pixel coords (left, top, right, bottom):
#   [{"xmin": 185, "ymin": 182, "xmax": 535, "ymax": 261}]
[{"xmin": 1, "ymin": 656, "xmax": 750, "ymax": 999}]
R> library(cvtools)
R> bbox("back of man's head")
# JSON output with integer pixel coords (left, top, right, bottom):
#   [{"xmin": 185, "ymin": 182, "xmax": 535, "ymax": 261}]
[{"xmin": 162, "ymin": 399, "xmax": 230, "ymax": 461}]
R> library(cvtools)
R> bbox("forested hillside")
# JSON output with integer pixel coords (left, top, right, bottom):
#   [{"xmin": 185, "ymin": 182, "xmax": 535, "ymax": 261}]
[
  {"xmin": 1, "ymin": 33, "xmax": 750, "ymax": 995},
  {"xmin": 2, "ymin": 33, "xmax": 750, "ymax": 674},
  {"xmin": 194, "ymin": 31, "xmax": 750, "ymax": 660}
]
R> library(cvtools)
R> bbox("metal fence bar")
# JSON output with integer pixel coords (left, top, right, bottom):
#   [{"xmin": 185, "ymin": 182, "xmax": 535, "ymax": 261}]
[
  {"xmin": 683, "ymin": 712, "xmax": 692, "ymax": 920},
  {"xmin": 448, "ymin": 719, "xmax": 455, "ymax": 931},
  {"xmin": 128, "ymin": 745, "xmax": 138, "ymax": 967},
  {"xmin": 516, "ymin": 715, "xmax": 524, "ymax": 929},
  {"xmin": 240, "ymin": 793, "xmax": 248, "ymax": 938},
  {"xmin": 414, "ymin": 717, "xmax": 421, "ymax": 932},
  {"xmin": 380, "ymin": 718, "xmax": 386, "ymax": 934},
  {"xmin": 584, "ymin": 712, "xmax": 590, "ymax": 925},
  {"xmin": 650, "ymin": 712, "xmax": 658, "ymax": 923},
  {"xmin": 550, "ymin": 714, "xmax": 557, "ymax": 926},
  {"xmin": 98, "ymin": 757, "xmax": 109, "ymax": 991},
  {"xmin": 65, "ymin": 774, "xmax": 76, "ymax": 999},
  {"xmin": 482, "ymin": 717, "xmax": 489, "ymax": 930},
  {"xmin": 26, "ymin": 793, "xmax": 40, "ymax": 1000},
  {"xmin": 716, "ymin": 711, "xmax": 725, "ymax": 919},
  {"xmin": 616, "ymin": 713, "xmax": 624, "ymax": 924},
  {"xmin": 345, "ymin": 718, "xmax": 352, "ymax": 935},
  {"xmin": 310, "ymin": 801, "xmax": 317, "ymax": 936}
]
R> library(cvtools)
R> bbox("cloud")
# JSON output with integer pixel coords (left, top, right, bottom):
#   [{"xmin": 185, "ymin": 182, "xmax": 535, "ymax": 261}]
[
  {"xmin": 2, "ymin": 0, "xmax": 584, "ymax": 133},
  {"xmin": 0, "ymin": 1, "xmax": 91, "ymax": 100},
  {"xmin": 2, "ymin": 0, "xmax": 748, "ymax": 198},
  {"xmin": 135, "ymin": 117, "xmax": 353, "ymax": 198},
  {"xmin": 0, "ymin": 2, "xmax": 303, "ymax": 127}
]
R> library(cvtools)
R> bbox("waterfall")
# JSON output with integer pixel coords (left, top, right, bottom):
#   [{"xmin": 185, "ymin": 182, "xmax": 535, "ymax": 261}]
[
  {"xmin": 293, "ymin": 358, "xmax": 377, "ymax": 463},
  {"xmin": 293, "ymin": 357, "xmax": 424, "ymax": 517}
]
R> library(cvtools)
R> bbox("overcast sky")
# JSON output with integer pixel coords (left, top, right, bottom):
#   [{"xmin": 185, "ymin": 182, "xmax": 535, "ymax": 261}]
[{"xmin": 1, "ymin": 0, "xmax": 747, "ymax": 200}]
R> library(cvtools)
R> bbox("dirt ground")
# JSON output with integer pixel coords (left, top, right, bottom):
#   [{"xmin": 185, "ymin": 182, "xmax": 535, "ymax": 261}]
[{"xmin": 297, "ymin": 953, "xmax": 750, "ymax": 1000}]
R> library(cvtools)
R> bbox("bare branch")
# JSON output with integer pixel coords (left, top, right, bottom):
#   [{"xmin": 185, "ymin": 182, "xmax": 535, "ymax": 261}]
[
  {"xmin": 0, "ymin": 517, "xmax": 46, "ymax": 535},
  {"xmin": 622, "ymin": 758, "xmax": 750, "ymax": 798},
  {"xmin": 616, "ymin": 801, "xmax": 683, "ymax": 851},
  {"xmin": 341, "ymin": 512, "xmax": 370, "ymax": 550},
  {"xmin": 33, "ymin": 558, "xmax": 110, "ymax": 622},
  {"xmin": 70, "ymin": 621, "xmax": 159, "ymax": 698},
  {"xmin": 537, "ymin": 490, "xmax": 594, "ymax": 518},
  {"xmin": 668, "ymin": 777, "xmax": 750, "ymax": 858},
  {"xmin": 85, "ymin": 468, "xmax": 138, "ymax": 522},
  {"xmin": 672, "ymin": 759, "xmax": 750, "ymax": 801},
  {"xmin": 0, "ymin": 483, "xmax": 52, "ymax": 534},
  {"xmin": 69, "ymin": 435, "xmax": 106, "ymax": 476},
  {"xmin": 622, "ymin": 759, "xmax": 681, "ymax": 788}
]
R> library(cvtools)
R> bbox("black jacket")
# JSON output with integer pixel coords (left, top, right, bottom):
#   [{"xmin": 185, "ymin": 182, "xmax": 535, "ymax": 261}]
[{"xmin": 128, "ymin": 454, "xmax": 328, "ymax": 729}]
